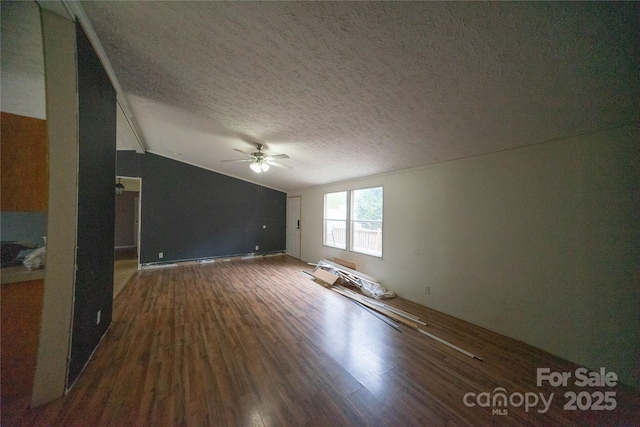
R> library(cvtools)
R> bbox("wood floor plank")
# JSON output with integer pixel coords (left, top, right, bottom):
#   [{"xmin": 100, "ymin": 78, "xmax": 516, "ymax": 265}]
[{"xmin": 8, "ymin": 256, "xmax": 638, "ymax": 426}]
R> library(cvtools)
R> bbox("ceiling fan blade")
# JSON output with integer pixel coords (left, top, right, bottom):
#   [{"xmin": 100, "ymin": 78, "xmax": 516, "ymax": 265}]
[
  {"xmin": 221, "ymin": 159, "xmax": 252, "ymax": 163},
  {"xmin": 267, "ymin": 161, "xmax": 292, "ymax": 169},
  {"xmin": 265, "ymin": 154, "xmax": 289, "ymax": 160},
  {"xmin": 233, "ymin": 148, "xmax": 252, "ymax": 155}
]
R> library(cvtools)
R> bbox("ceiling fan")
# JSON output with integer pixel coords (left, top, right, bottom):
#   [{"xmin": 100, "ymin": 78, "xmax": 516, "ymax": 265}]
[{"xmin": 221, "ymin": 143, "xmax": 291, "ymax": 173}]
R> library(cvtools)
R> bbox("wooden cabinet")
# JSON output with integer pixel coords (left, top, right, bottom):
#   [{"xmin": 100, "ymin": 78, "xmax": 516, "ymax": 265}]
[
  {"xmin": 0, "ymin": 112, "xmax": 48, "ymax": 402},
  {"xmin": 1, "ymin": 279, "xmax": 44, "ymax": 399},
  {"xmin": 1, "ymin": 112, "xmax": 48, "ymax": 212}
]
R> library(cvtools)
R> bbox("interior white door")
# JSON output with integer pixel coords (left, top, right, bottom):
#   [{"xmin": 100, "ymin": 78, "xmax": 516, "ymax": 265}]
[{"xmin": 286, "ymin": 196, "xmax": 301, "ymax": 259}]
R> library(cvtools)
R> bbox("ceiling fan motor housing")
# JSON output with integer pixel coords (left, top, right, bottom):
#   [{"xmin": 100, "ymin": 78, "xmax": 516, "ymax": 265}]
[{"xmin": 252, "ymin": 144, "xmax": 265, "ymax": 161}]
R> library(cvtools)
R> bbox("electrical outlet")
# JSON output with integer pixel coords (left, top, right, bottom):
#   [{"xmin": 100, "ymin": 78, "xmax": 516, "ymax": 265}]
[
  {"xmin": 424, "ymin": 286, "xmax": 430, "ymax": 295},
  {"xmin": 255, "ymin": 245, "xmax": 259, "ymax": 250},
  {"xmin": 159, "ymin": 252, "xmax": 163, "ymax": 259},
  {"xmin": 96, "ymin": 310, "xmax": 101, "ymax": 325}
]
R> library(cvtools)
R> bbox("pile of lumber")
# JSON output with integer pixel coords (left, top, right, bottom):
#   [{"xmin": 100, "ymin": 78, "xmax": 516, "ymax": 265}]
[
  {"xmin": 311, "ymin": 259, "xmax": 395, "ymax": 299},
  {"xmin": 306, "ymin": 257, "xmax": 482, "ymax": 361}
]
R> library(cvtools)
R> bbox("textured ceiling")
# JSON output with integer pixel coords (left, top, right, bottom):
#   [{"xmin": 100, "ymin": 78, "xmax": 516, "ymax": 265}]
[{"xmin": 81, "ymin": 1, "xmax": 639, "ymax": 192}]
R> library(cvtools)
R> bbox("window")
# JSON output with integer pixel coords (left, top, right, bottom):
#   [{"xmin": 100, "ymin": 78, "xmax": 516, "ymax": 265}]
[
  {"xmin": 351, "ymin": 187, "xmax": 383, "ymax": 257},
  {"xmin": 323, "ymin": 187, "xmax": 383, "ymax": 258},
  {"xmin": 323, "ymin": 191, "xmax": 347, "ymax": 249}
]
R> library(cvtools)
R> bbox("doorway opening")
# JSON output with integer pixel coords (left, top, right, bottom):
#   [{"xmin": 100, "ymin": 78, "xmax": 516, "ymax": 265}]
[{"xmin": 114, "ymin": 176, "xmax": 141, "ymax": 298}]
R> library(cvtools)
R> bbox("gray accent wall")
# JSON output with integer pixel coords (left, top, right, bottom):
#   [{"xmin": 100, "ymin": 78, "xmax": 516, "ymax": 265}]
[
  {"xmin": 0, "ymin": 212, "xmax": 47, "ymax": 257},
  {"xmin": 117, "ymin": 151, "xmax": 286, "ymax": 264},
  {"xmin": 68, "ymin": 21, "xmax": 116, "ymax": 387}
]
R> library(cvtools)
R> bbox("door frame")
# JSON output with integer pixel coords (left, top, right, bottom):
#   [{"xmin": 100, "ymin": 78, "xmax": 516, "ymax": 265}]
[
  {"xmin": 116, "ymin": 175, "xmax": 142, "ymax": 270},
  {"xmin": 286, "ymin": 195, "xmax": 301, "ymax": 259}
]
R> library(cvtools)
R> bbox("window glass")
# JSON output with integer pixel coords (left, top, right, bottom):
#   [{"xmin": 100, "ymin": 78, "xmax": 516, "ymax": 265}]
[
  {"xmin": 351, "ymin": 187, "xmax": 383, "ymax": 257},
  {"xmin": 323, "ymin": 191, "xmax": 347, "ymax": 249},
  {"xmin": 324, "ymin": 192, "xmax": 347, "ymax": 220}
]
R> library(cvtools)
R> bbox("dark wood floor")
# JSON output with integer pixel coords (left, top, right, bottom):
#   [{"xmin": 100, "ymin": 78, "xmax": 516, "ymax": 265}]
[{"xmin": 8, "ymin": 256, "xmax": 638, "ymax": 426}]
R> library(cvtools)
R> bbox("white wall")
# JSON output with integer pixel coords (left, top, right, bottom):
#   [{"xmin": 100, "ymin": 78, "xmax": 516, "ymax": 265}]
[
  {"xmin": 290, "ymin": 124, "xmax": 639, "ymax": 388},
  {"xmin": 32, "ymin": 8, "xmax": 78, "ymax": 407}
]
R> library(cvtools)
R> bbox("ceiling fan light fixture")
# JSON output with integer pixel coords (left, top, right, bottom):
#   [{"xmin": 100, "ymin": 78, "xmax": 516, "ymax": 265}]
[
  {"xmin": 250, "ymin": 162, "xmax": 263, "ymax": 173},
  {"xmin": 222, "ymin": 143, "xmax": 289, "ymax": 173}
]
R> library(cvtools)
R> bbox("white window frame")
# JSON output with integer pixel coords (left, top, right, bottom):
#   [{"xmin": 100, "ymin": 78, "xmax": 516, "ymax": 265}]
[
  {"xmin": 350, "ymin": 187, "xmax": 383, "ymax": 258},
  {"xmin": 322, "ymin": 186, "xmax": 383, "ymax": 258},
  {"xmin": 323, "ymin": 191, "xmax": 347, "ymax": 250}
]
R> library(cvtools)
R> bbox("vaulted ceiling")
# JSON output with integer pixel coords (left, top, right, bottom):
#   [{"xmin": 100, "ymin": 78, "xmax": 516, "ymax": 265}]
[{"xmin": 81, "ymin": 1, "xmax": 639, "ymax": 192}]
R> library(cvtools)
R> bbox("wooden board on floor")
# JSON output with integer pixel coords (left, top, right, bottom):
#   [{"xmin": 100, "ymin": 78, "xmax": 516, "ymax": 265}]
[
  {"xmin": 312, "ymin": 268, "xmax": 339, "ymax": 285},
  {"xmin": 333, "ymin": 257, "xmax": 357, "ymax": 270}
]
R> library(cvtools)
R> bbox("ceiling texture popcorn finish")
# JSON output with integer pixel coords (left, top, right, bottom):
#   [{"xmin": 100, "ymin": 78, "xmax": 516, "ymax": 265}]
[{"xmin": 81, "ymin": 2, "xmax": 639, "ymax": 191}]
